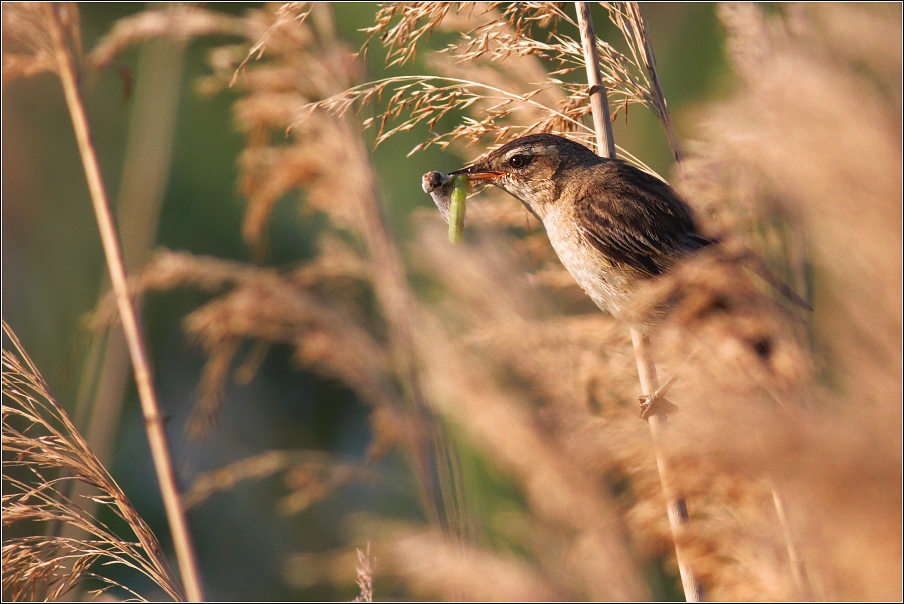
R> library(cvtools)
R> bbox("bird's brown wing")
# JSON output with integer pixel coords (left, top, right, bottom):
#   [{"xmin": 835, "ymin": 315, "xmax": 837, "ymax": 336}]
[
  {"xmin": 575, "ymin": 161, "xmax": 710, "ymax": 277},
  {"xmin": 577, "ymin": 214, "xmax": 665, "ymax": 276}
]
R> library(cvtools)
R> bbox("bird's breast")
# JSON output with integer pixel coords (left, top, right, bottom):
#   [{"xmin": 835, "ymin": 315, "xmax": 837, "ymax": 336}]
[{"xmin": 542, "ymin": 207, "xmax": 635, "ymax": 316}]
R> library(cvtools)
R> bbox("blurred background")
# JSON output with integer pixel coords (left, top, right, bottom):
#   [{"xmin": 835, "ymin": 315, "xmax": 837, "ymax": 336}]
[{"xmin": 3, "ymin": 3, "xmax": 899, "ymax": 602}]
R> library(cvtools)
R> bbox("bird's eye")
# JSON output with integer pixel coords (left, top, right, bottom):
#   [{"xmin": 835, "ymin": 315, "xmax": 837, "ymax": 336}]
[{"xmin": 508, "ymin": 154, "xmax": 530, "ymax": 169}]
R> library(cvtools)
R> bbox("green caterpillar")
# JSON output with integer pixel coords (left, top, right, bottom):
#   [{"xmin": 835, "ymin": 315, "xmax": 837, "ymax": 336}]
[{"xmin": 448, "ymin": 174, "xmax": 471, "ymax": 244}]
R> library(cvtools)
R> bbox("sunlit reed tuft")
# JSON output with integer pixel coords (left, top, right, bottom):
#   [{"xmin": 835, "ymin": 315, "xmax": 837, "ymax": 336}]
[{"xmin": 2, "ymin": 321, "xmax": 183, "ymax": 601}]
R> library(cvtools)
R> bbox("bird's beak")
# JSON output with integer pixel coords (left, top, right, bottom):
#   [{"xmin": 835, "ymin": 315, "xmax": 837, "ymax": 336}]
[{"xmin": 449, "ymin": 164, "xmax": 505, "ymax": 182}]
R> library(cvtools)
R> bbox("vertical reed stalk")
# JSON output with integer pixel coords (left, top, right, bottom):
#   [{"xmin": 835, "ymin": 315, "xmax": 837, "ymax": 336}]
[
  {"xmin": 630, "ymin": 328, "xmax": 703, "ymax": 601},
  {"xmin": 62, "ymin": 33, "xmax": 187, "ymax": 599},
  {"xmin": 576, "ymin": 3, "xmax": 615, "ymax": 159},
  {"xmin": 76, "ymin": 36, "xmax": 186, "ymax": 454},
  {"xmin": 575, "ymin": 3, "xmax": 702, "ymax": 600},
  {"xmin": 622, "ymin": 6, "xmax": 811, "ymax": 593},
  {"xmin": 48, "ymin": 10, "xmax": 204, "ymax": 601}
]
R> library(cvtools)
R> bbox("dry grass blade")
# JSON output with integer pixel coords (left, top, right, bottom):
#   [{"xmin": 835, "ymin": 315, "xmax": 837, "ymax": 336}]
[
  {"xmin": 2, "ymin": 321, "xmax": 184, "ymax": 601},
  {"xmin": 611, "ymin": 2, "xmax": 683, "ymax": 162}
]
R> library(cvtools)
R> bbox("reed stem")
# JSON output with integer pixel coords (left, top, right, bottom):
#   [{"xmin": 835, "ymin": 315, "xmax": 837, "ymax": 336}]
[
  {"xmin": 49, "ymin": 10, "xmax": 204, "ymax": 601},
  {"xmin": 575, "ymin": 2, "xmax": 615, "ymax": 159},
  {"xmin": 631, "ymin": 328, "xmax": 703, "ymax": 601},
  {"xmin": 575, "ymin": 3, "xmax": 702, "ymax": 600}
]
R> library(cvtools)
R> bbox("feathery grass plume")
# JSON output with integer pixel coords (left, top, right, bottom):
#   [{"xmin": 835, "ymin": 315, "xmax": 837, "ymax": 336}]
[
  {"xmin": 89, "ymin": 4, "xmax": 394, "ymax": 434},
  {"xmin": 387, "ymin": 531, "xmax": 562, "ymax": 601},
  {"xmin": 306, "ymin": 2, "xmax": 667, "ymax": 167},
  {"xmin": 92, "ymin": 249, "xmax": 395, "ymax": 441},
  {"xmin": 196, "ymin": 3, "xmax": 373, "ymax": 255},
  {"xmin": 2, "ymin": 321, "xmax": 183, "ymax": 601},
  {"xmin": 352, "ymin": 543, "xmax": 374, "ymax": 603},
  {"xmin": 650, "ymin": 4, "xmax": 902, "ymax": 599},
  {"xmin": 90, "ymin": 4, "xmax": 248, "ymax": 69},
  {"xmin": 231, "ymin": 4, "xmax": 477, "ymax": 546},
  {"xmin": 1, "ymin": 3, "xmax": 81, "ymax": 87},
  {"xmin": 91, "ymin": 2, "xmax": 474, "ymax": 547}
]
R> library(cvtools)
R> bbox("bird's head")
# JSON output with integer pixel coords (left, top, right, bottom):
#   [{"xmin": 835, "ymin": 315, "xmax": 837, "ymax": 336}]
[{"xmin": 450, "ymin": 133, "xmax": 602, "ymax": 220}]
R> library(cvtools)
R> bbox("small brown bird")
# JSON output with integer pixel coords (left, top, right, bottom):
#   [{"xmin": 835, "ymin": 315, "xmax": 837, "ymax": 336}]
[
  {"xmin": 449, "ymin": 133, "xmax": 715, "ymax": 319},
  {"xmin": 444, "ymin": 133, "xmax": 811, "ymax": 324}
]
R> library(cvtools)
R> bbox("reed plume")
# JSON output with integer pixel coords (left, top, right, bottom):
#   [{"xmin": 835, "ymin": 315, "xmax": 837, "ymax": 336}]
[{"xmin": 2, "ymin": 321, "xmax": 183, "ymax": 601}]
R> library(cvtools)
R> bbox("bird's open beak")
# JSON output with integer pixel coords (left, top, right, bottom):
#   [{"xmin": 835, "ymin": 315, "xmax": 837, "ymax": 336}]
[{"xmin": 449, "ymin": 165, "xmax": 505, "ymax": 182}]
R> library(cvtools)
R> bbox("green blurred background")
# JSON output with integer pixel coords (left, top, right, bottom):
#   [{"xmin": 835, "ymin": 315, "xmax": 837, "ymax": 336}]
[{"xmin": 1, "ymin": 3, "xmax": 729, "ymax": 600}]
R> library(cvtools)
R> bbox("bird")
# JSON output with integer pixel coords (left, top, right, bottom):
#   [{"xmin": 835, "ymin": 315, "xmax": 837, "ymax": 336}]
[
  {"xmin": 434, "ymin": 133, "xmax": 810, "ymax": 419},
  {"xmin": 447, "ymin": 133, "xmax": 717, "ymax": 320}
]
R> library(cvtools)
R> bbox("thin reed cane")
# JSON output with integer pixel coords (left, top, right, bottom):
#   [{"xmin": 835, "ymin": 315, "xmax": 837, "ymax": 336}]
[
  {"xmin": 47, "ymin": 9, "xmax": 204, "ymax": 601},
  {"xmin": 575, "ymin": 3, "xmax": 703, "ymax": 600},
  {"xmin": 61, "ymin": 33, "xmax": 187, "ymax": 599}
]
